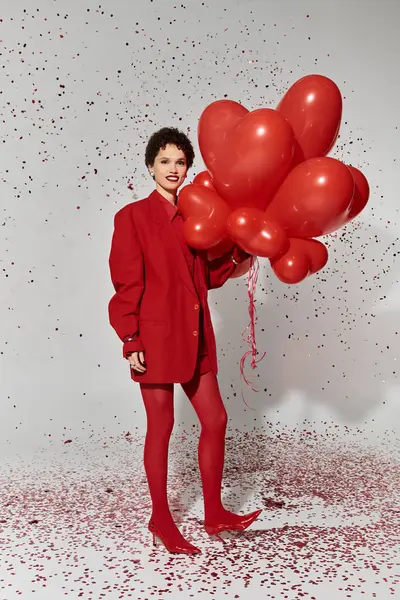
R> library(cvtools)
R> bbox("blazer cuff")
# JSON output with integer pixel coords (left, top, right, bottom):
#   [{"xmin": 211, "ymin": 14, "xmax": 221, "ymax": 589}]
[{"xmin": 123, "ymin": 338, "xmax": 143, "ymax": 358}]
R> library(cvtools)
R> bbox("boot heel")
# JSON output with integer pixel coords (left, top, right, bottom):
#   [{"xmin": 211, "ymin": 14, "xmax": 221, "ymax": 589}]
[{"xmin": 148, "ymin": 522, "xmax": 201, "ymax": 555}]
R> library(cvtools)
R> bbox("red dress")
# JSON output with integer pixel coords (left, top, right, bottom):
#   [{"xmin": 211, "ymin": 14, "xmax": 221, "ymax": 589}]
[{"xmin": 108, "ymin": 190, "xmax": 248, "ymax": 384}]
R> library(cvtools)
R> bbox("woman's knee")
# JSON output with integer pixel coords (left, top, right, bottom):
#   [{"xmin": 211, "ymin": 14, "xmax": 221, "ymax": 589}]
[
  {"xmin": 146, "ymin": 412, "xmax": 174, "ymax": 440},
  {"xmin": 203, "ymin": 406, "xmax": 228, "ymax": 435}
]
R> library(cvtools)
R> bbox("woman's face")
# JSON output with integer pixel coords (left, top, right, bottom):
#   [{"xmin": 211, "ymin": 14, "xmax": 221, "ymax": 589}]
[{"xmin": 150, "ymin": 144, "xmax": 188, "ymax": 194}]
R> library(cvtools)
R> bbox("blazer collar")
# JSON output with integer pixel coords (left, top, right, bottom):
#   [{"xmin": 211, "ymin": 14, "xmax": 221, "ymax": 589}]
[
  {"xmin": 146, "ymin": 190, "xmax": 198, "ymax": 298},
  {"xmin": 147, "ymin": 189, "xmax": 178, "ymax": 224}
]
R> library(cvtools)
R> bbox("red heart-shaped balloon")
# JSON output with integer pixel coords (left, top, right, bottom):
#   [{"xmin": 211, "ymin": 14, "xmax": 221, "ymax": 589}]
[
  {"xmin": 187, "ymin": 175, "xmax": 233, "ymax": 255},
  {"xmin": 198, "ymin": 100, "xmax": 247, "ymax": 166},
  {"xmin": 322, "ymin": 164, "xmax": 370, "ymax": 234},
  {"xmin": 266, "ymin": 157, "xmax": 354, "ymax": 238},
  {"xmin": 198, "ymin": 100, "xmax": 295, "ymax": 211},
  {"xmin": 227, "ymin": 207, "xmax": 289, "ymax": 258},
  {"xmin": 178, "ymin": 183, "xmax": 231, "ymax": 250},
  {"xmin": 270, "ymin": 238, "xmax": 328, "ymax": 284},
  {"xmin": 347, "ymin": 165, "xmax": 370, "ymax": 221},
  {"xmin": 277, "ymin": 75, "xmax": 342, "ymax": 164},
  {"xmin": 294, "ymin": 238, "xmax": 329, "ymax": 274},
  {"xmin": 193, "ymin": 170, "xmax": 216, "ymax": 191},
  {"xmin": 271, "ymin": 247, "xmax": 309, "ymax": 284}
]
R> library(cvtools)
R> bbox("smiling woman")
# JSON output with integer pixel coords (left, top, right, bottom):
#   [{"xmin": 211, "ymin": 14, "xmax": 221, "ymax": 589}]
[
  {"xmin": 145, "ymin": 127, "xmax": 195, "ymax": 197},
  {"xmin": 107, "ymin": 126, "xmax": 261, "ymax": 555},
  {"xmin": 150, "ymin": 146, "xmax": 186, "ymax": 190}
]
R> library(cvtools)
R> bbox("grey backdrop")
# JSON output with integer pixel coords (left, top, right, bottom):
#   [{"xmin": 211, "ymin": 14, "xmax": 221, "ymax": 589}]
[{"xmin": 1, "ymin": 0, "xmax": 399, "ymax": 460}]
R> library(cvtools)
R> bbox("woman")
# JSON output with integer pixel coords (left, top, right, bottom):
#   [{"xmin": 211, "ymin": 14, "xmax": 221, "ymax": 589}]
[{"xmin": 108, "ymin": 127, "xmax": 262, "ymax": 555}]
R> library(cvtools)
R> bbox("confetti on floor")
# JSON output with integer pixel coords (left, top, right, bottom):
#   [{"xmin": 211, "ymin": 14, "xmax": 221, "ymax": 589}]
[{"xmin": 1, "ymin": 427, "xmax": 399, "ymax": 599}]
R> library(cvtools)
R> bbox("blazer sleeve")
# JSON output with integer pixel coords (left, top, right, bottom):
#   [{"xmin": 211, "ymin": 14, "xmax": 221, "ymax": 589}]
[
  {"xmin": 208, "ymin": 245, "xmax": 251, "ymax": 290},
  {"xmin": 108, "ymin": 207, "xmax": 145, "ymax": 358}
]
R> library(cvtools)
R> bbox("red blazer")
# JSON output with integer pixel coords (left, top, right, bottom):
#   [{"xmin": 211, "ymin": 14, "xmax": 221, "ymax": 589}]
[{"xmin": 108, "ymin": 190, "xmax": 246, "ymax": 384}]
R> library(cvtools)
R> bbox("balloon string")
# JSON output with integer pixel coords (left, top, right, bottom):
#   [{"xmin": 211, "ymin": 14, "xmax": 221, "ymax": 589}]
[{"xmin": 240, "ymin": 256, "xmax": 266, "ymax": 402}]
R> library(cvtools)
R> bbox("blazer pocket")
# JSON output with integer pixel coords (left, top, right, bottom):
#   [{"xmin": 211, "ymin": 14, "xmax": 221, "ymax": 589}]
[{"xmin": 138, "ymin": 319, "xmax": 167, "ymax": 342}]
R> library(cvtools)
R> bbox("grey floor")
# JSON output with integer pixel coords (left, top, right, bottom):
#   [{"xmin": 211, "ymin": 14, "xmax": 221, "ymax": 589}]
[{"xmin": 1, "ymin": 428, "xmax": 399, "ymax": 599}]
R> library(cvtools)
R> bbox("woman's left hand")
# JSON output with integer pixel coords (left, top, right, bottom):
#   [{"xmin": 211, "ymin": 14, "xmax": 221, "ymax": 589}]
[{"xmin": 127, "ymin": 351, "xmax": 147, "ymax": 373}]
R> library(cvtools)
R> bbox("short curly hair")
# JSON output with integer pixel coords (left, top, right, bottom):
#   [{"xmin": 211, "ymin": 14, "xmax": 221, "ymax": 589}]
[{"xmin": 145, "ymin": 127, "xmax": 195, "ymax": 169}]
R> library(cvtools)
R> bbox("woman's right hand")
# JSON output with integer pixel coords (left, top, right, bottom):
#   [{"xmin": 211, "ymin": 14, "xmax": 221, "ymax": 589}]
[{"xmin": 127, "ymin": 351, "xmax": 147, "ymax": 373}]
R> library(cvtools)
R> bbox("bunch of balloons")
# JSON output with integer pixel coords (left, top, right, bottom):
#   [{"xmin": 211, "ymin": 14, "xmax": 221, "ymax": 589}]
[{"xmin": 179, "ymin": 75, "xmax": 370, "ymax": 284}]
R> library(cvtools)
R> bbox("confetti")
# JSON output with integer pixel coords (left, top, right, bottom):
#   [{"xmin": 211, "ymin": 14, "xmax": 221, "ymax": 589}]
[{"xmin": 0, "ymin": 428, "xmax": 399, "ymax": 598}]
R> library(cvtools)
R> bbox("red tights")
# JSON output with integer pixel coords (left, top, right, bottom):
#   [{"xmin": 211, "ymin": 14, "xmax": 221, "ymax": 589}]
[{"xmin": 140, "ymin": 370, "xmax": 240, "ymax": 539}]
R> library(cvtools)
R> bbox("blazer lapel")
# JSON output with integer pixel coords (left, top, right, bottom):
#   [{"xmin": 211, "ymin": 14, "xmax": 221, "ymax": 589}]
[{"xmin": 147, "ymin": 191, "xmax": 197, "ymax": 298}]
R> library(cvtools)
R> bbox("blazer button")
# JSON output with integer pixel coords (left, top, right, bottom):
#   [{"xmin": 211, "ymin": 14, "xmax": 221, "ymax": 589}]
[
  {"xmin": 194, "ymin": 304, "xmax": 199, "ymax": 310},
  {"xmin": 193, "ymin": 330, "xmax": 198, "ymax": 337}
]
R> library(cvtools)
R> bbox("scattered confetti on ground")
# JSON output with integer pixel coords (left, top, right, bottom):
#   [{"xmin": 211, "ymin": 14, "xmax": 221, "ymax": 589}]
[{"xmin": 1, "ymin": 427, "xmax": 399, "ymax": 599}]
